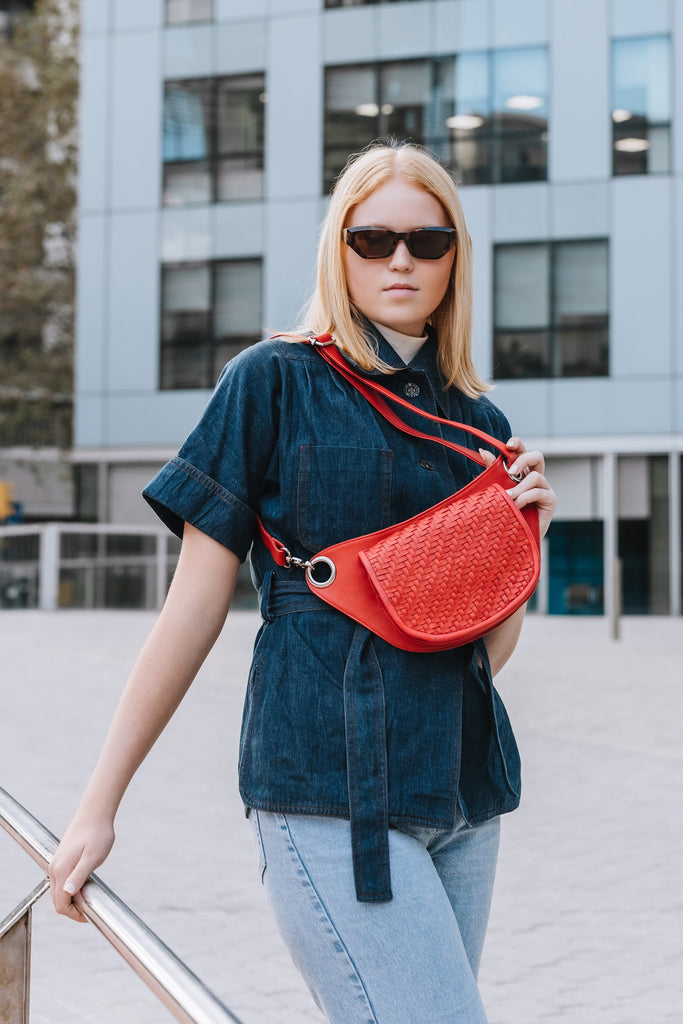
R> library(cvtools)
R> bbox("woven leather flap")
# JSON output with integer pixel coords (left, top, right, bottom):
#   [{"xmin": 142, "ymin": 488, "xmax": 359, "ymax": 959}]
[{"xmin": 358, "ymin": 484, "xmax": 538, "ymax": 643}]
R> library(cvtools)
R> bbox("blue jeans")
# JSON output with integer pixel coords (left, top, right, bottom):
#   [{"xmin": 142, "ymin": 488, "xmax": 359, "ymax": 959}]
[{"xmin": 251, "ymin": 810, "xmax": 500, "ymax": 1024}]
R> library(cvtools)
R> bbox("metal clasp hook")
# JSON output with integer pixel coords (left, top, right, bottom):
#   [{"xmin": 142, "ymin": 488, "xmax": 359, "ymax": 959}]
[
  {"xmin": 308, "ymin": 333, "xmax": 336, "ymax": 347},
  {"xmin": 284, "ymin": 552, "xmax": 311, "ymax": 571}
]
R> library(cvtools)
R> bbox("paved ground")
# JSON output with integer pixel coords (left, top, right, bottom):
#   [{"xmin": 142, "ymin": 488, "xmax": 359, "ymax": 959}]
[{"xmin": 1, "ymin": 610, "xmax": 682, "ymax": 1024}]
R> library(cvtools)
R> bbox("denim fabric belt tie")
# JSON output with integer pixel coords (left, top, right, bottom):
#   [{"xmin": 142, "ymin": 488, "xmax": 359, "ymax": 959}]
[{"xmin": 260, "ymin": 571, "xmax": 393, "ymax": 902}]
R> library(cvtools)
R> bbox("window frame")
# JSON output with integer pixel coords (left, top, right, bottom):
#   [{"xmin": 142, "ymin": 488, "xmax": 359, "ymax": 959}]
[
  {"xmin": 323, "ymin": 48, "xmax": 548, "ymax": 192},
  {"xmin": 611, "ymin": 35, "xmax": 672, "ymax": 177},
  {"xmin": 162, "ymin": 73, "xmax": 266, "ymax": 206},
  {"xmin": 164, "ymin": 0, "xmax": 213, "ymax": 26},
  {"xmin": 492, "ymin": 238, "xmax": 610, "ymax": 381},
  {"xmin": 159, "ymin": 257, "xmax": 263, "ymax": 390}
]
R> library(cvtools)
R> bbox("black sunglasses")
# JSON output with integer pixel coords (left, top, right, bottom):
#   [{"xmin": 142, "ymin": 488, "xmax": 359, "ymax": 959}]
[{"xmin": 344, "ymin": 226, "xmax": 457, "ymax": 261}]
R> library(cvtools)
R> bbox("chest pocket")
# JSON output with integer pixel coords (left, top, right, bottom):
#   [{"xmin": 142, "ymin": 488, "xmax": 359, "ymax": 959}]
[{"xmin": 297, "ymin": 445, "xmax": 393, "ymax": 552}]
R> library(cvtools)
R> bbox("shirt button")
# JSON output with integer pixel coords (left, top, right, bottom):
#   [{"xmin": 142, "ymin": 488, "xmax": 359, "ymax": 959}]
[
  {"xmin": 404, "ymin": 382, "xmax": 420, "ymax": 398},
  {"xmin": 419, "ymin": 459, "xmax": 435, "ymax": 472}
]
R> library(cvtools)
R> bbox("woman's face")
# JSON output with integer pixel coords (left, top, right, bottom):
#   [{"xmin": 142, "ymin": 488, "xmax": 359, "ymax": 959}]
[{"xmin": 342, "ymin": 177, "xmax": 455, "ymax": 337}]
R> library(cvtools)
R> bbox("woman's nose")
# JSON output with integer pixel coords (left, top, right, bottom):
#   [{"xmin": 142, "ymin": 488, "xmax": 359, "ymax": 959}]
[{"xmin": 388, "ymin": 240, "xmax": 413, "ymax": 269}]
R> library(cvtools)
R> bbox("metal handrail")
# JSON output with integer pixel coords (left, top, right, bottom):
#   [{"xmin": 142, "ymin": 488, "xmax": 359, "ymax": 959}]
[
  {"xmin": 0, "ymin": 786, "xmax": 244, "ymax": 1024},
  {"xmin": 0, "ymin": 522, "xmax": 174, "ymax": 611},
  {"xmin": 0, "ymin": 523, "xmax": 171, "ymax": 536}
]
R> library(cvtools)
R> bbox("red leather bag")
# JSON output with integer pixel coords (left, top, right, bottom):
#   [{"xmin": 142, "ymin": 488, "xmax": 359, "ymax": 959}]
[{"xmin": 259, "ymin": 336, "xmax": 540, "ymax": 652}]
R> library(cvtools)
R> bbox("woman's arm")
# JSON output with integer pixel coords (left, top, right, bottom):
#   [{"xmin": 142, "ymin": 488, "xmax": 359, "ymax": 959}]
[
  {"xmin": 480, "ymin": 438, "xmax": 557, "ymax": 676},
  {"xmin": 47, "ymin": 523, "xmax": 240, "ymax": 922}
]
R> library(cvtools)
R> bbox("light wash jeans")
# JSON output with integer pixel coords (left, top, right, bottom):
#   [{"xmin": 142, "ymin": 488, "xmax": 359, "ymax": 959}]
[{"xmin": 250, "ymin": 809, "xmax": 500, "ymax": 1024}]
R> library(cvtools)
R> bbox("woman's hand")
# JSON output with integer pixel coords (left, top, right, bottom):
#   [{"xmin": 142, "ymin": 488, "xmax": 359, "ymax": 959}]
[
  {"xmin": 478, "ymin": 438, "xmax": 556, "ymax": 673},
  {"xmin": 480, "ymin": 437, "xmax": 557, "ymax": 538},
  {"xmin": 48, "ymin": 815, "xmax": 116, "ymax": 923}
]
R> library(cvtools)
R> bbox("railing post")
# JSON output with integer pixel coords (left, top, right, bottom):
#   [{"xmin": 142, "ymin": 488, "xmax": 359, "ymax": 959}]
[
  {"xmin": 0, "ymin": 788, "xmax": 244, "ymax": 1024},
  {"xmin": 38, "ymin": 525, "xmax": 60, "ymax": 611},
  {"xmin": 0, "ymin": 879, "xmax": 50, "ymax": 1024}
]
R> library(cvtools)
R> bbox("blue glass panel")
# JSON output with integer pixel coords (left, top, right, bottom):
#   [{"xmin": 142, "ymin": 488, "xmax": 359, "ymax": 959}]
[
  {"xmin": 548, "ymin": 521, "xmax": 604, "ymax": 615},
  {"xmin": 612, "ymin": 36, "xmax": 670, "ymax": 121},
  {"xmin": 492, "ymin": 46, "xmax": 548, "ymax": 119},
  {"xmin": 163, "ymin": 84, "xmax": 211, "ymax": 162},
  {"xmin": 454, "ymin": 51, "xmax": 489, "ymax": 118}
]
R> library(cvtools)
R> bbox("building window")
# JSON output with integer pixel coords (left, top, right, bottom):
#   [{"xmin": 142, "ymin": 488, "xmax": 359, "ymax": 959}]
[
  {"xmin": 165, "ymin": 0, "xmax": 212, "ymax": 24},
  {"xmin": 324, "ymin": 49, "xmax": 547, "ymax": 190},
  {"xmin": 162, "ymin": 75, "xmax": 265, "ymax": 205},
  {"xmin": 612, "ymin": 36, "xmax": 671, "ymax": 176},
  {"xmin": 160, "ymin": 259, "xmax": 262, "ymax": 389},
  {"xmin": 493, "ymin": 240, "xmax": 609, "ymax": 379},
  {"xmin": 449, "ymin": 48, "xmax": 548, "ymax": 186}
]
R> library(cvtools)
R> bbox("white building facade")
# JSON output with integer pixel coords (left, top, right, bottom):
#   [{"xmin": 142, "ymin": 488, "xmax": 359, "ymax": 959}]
[{"xmin": 74, "ymin": 0, "xmax": 683, "ymax": 616}]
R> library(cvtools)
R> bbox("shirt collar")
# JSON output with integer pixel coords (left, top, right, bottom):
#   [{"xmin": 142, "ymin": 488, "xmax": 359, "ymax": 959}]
[
  {"xmin": 360, "ymin": 319, "xmax": 449, "ymax": 413},
  {"xmin": 370, "ymin": 320, "xmax": 428, "ymax": 365},
  {"xmin": 363, "ymin": 318, "xmax": 434, "ymax": 369}
]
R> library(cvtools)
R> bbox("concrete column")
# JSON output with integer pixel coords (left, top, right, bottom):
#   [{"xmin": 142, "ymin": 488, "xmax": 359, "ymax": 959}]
[
  {"xmin": 602, "ymin": 453, "xmax": 619, "ymax": 639},
  {"xmin": 38, "ymin": 526, "xmax": 60, "ymax": 612},
  {"xmin": 97, "ymin": 461, "xmax": 109, "ymax": 523},
  {"xmin": 537, "ymin": 536, "xmax": 550, "ymax": 615}
]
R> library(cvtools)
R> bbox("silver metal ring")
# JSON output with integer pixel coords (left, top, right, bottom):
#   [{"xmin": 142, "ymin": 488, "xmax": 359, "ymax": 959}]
[
  {"xmin": 505, "ymin": 463, "xmax": 524, "ymax": 483},
  {"xmin": 306, "ymin": 556, "xmax": 336, "ymax": 588}
]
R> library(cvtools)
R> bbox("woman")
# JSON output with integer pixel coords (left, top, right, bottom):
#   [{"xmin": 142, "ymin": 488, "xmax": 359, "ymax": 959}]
[{"xmin": 49, "ymin": 143, "xmax": 556, "ymax": 1023}]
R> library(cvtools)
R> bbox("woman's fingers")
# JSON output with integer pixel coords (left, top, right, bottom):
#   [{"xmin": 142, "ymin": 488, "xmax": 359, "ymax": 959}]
[
  {"xmin": 506, "ymin": 468, "xmax": 557, "ymax": 537},
  {"xmin": 479, "ymin": 438, "xmax": 556, "ymax": 537},
  {"xmin": 48, "ymin": 850, "xmax": 89, "ymax": 923},
  {"xmin": 506, "ymin": 447, "xmax": 545, "ymax": 478},
  {"xmin": 507, "ymin": 472, "xmax": 552, "ymax": 507},
  {"xmin": 48, "ymin": 821, "xmax": 115, "ymax": 923},
  {"xmin": 49, "ymin": 878, "xmax": 89, "ymax": 924},
  {"xmin": 505, "ymin": 437, "xmax": 525, "ymax": 454}
]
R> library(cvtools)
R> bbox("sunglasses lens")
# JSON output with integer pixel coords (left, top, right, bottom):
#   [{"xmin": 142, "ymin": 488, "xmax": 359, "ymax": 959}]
[
  {"xmin": 409, "ymin": 230, "xmax": 454, "ymax": 259},
  {"xmin": 351, "ymin": 229, "xmax": 395, "ymax": 259},
  {"xmin": 345, "ymin": 227, "xmax": 456, "ymax": 259}
]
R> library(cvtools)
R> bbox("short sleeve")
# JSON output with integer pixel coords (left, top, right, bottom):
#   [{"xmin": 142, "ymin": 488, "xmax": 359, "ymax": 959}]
[{"xmin": 142, "ymin": 342, "xmax": 281, "ymax": 561}]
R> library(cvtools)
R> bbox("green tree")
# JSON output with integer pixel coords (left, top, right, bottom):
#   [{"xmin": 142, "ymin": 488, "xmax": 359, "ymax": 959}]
[{"xmin": 0, "ymin": 0, "xmax": 78, "ymax": 448}]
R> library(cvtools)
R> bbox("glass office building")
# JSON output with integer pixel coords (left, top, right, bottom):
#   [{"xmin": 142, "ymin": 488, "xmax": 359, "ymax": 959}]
[{"xmin": 71, "ymin": 0, "xmax": 683, "ymax": 616}]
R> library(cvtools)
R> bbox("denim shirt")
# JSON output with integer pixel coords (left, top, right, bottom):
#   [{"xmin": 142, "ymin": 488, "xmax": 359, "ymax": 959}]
[{"xmin": 143, "ymin": 324, "xmax": 521, "ymax": 902}]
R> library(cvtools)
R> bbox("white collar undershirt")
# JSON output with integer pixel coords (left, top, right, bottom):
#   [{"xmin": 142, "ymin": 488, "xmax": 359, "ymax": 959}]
[{"xmin": 372, "ymin": 321, "xmax": 428, "ymax": 365}]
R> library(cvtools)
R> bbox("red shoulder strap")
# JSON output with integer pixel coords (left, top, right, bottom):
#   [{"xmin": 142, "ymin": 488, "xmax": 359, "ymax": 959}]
[
  {"xmin": 258, "ymin": 334, "xmax": 516, "ymax": 566},
  {"xmin": 306, "ymin": 334, "xmax": 511, "ymax": 467}
]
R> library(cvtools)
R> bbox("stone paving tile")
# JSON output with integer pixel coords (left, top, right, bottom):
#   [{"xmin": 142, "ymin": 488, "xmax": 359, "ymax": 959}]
[{"xmin": 1, "ymin": 610, "xmax": 682, "ymax": 1023}]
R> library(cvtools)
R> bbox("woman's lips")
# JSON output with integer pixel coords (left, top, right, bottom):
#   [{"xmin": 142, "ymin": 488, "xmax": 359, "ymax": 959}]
[{"xmin": 385, "ymin": 283, "xmax": 417, "ymax": 291}]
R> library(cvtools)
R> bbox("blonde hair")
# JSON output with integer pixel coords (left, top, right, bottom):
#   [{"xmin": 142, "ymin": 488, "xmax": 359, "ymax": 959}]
[{"xmin": 300, "ymin": 142, "xmax": 489, "ymax": 397}]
